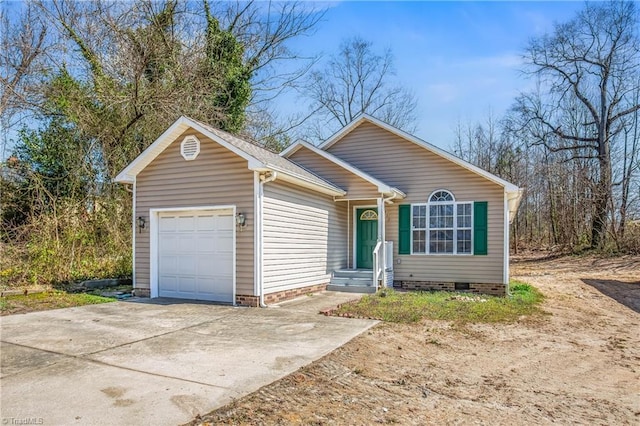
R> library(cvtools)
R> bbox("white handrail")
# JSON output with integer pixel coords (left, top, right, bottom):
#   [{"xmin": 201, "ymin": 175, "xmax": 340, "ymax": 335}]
[{"xmin": 372, "ymin": 240, "xmax": 383, "ymax": 289}]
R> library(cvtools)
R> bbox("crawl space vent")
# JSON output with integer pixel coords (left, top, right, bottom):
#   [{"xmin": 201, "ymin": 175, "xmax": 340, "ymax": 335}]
[{"xmin": 181, "ymin": 135, "xmax": 201, "ymax": 161}]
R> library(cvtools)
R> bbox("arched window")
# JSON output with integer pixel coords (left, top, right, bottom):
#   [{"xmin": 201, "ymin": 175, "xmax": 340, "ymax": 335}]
[
  {"xmin": 359, "ymin": 209, "xmax": 378, "ymax": 220},
  {"xmin": 411, "ymin": 190, "xmax": 472, "ymax": 254},
  {"xmin": 429, "ymin": 190, "xmax": 454, "ymax": 203}
]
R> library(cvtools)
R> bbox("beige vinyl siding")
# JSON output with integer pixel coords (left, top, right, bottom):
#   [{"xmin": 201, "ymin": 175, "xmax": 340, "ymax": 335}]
[
  {"xmin": 327, "ymin": 121, "xmax": 506, "ymax": 284},
  {"xmin": 263, "ymin": 180, "xmax": 347, "ymax": 293},
  {"xmin": 288, "ymin": 146, "xmax": 380, "ymax": 199},
  {"xmin": 135, "ymin": 129, "xmax": 254, "ymax": 295}
]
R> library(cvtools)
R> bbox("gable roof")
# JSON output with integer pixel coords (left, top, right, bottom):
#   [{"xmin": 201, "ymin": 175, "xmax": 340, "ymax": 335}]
[
  {"xmin": 318, "ymin": 114, "xmax": 523, "ymax": 219},
  {"xmin": 281, "ymin": 140, "xmax": 406, "ymax": 199},
  {"xmin": 114, "ymin": 116, "xmax": 346, "ymax": 196},
  {"xmin": 319, "ymin": 114, "xmax": 520, "ymax": 193}
]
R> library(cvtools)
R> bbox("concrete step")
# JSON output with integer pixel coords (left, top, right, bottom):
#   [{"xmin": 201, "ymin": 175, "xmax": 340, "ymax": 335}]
[
  {"xmin": 326, "ymin": 284, "xmax": 376, "ymax": 294},
  {"xmin": 329, "ymin": 277, "xmax": 373, "ymax": 286},
  {"xmin": 328, "ymin": 269, "xmax": 376, "ymax": 294},
  {"xmin": 332, "ymin": 269, "xmax": 374, "ymax": 280}
]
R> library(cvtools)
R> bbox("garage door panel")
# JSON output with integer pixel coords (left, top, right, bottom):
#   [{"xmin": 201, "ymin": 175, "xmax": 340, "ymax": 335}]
[
  {"xmin": 197, "ymin": 256, "xmax": 216, "ymax": 275},
  {"xmin": 196, "ymin": 215, "xmax": 216, "ymax": 231},
  {"xmin": 196, "ymin": 278, "xmax": 217, "ymax": 295},
  {"xmin": 178, "ymin": 276, "xmax": 197, "ymax": 293},
  {"xmin": 159, "ymin": 256, "xmax": 178, "ymax": 274},
  {"xmin": 159, "ymin": 216, "xmax": 176, "ymax": 232},
  {"xmin": 216, "ymin": 232, "xmax": 233, "ymax": 248},
  {"xmin": 157, "ymin": 209, "xmax": 234, "ymax": 303},
  {"xmin": 160, "ymin": 276, "xmax": 177, "ymax": 292},
  {"xmin": 176, "ymin": 215, "xmax": 196, "ymax": 232},
  {"xmin": 213, "ymin": 253, "xmax": 233, "ymax": 274},
  {"xmin": 196, "ymin": 234, "xmax": 216, "ymax": 253},
  {"xmin": 177, "ymin": 234, "xmax": 196, "ymax": 253},
  {"xmin": 177, "ymin": 256, "xmax": 197, "ymax": 275},
  {"xmin": 159, "ymin": 234, "xmax": 177, "ymax": 251},
  {"xmin": 217, "ymin": 215, "xmax": 234, "ymax": 229}
]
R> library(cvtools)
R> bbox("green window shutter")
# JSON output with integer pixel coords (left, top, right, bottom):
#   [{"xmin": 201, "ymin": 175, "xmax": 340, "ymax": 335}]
[
  {"xmin": 398, "ymin": 204, "xmax": 411, "ymax": 254},
  {"xmin": 474, "ymin": 201, "xmax": 488, "ymax": 255}
]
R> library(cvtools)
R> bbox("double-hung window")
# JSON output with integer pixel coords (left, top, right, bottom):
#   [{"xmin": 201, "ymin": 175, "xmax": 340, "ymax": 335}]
[{"xmin": 412, "ymin": 190, "xmax": 473, "ymax": 255}]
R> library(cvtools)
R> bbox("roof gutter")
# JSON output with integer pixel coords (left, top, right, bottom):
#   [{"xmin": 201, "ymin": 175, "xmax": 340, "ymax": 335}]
[{"xmin": 256, "ymin": 165, "xmax": 345, "ymax": 197}]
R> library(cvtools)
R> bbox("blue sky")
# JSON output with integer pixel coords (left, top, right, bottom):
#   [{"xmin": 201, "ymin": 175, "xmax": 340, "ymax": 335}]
[
  {"xmin": 1, "ymin": 1, "xmax": 586, "ymax": 155},
  {"xmin": 281, "ymin": 1, "xmax": 585, "ymax": 149}
]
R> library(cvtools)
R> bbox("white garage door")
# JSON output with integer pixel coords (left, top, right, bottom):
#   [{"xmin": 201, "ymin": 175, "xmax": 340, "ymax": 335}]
[{"xmin": 158, "ymin": 210, "xmax": 234, "ymax": 302}]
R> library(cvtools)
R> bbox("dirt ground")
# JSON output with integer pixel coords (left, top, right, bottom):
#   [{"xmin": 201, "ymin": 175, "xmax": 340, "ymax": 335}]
[{"xmin": 191, "ymin": 254, "xmax": 640, "ymax": 425}]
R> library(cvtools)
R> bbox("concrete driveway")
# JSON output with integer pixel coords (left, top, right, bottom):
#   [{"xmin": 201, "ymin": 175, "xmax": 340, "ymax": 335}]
[{"xmin": 0, "ymin": 292, "xmax": 376, "ymax": 425}]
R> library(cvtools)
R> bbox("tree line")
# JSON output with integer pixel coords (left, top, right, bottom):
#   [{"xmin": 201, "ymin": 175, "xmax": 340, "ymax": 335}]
[
  {"xmin": 0, "ymin": 0, "xmax": 638, "ymax": 289},
  {"xmin": 454, "ymin": 1, "xmax": 640, "ymax": 253}
]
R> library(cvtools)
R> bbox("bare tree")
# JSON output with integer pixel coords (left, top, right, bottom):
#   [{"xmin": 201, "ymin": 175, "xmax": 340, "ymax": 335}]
[
  {"xmin": 614, "ymin": 86, "xmax": 640, "ymax": 242},
  {"xmin": 0, "ymin": 1, "xmax": 53, "ymax": 162},
  {"xmin": 0, "ymin": 0, "xmax": 327, "ymax": 288},
  {"xmin": 303, "ymin": 36, "xmax": 418, "ymax": 142},
  {"xmin": 0, "ymin": 2, "xmax": 50, "ymax": 117},
  {"xmin": 514, "ymin": 1, "xmax": 640, "ymax": 248}
]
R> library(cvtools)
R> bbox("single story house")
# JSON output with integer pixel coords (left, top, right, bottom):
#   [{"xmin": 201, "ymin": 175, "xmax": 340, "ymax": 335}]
[{"xmin": 115, "ymin": 114, "xmax": 522, "ymax": 305}]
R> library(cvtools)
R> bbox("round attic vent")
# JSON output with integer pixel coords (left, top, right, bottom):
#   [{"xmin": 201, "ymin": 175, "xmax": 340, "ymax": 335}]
[{"xmin": 181, "ymin": 135, "xmax": 201, "ymax": 161}]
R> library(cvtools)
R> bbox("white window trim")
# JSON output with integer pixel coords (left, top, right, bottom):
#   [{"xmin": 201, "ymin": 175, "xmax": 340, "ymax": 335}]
[{"xmin": 410, "ymin": 197, "xmax": 474, "ymax": 256}]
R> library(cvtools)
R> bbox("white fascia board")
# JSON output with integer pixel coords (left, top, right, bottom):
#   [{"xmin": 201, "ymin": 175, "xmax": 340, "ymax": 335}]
[
  {"xmin": 319, "ymin": 113, "xmax": 521, "ymax": 194},
  {"xmin": 503, "ymin": 191, "xmax": 510, "ymax": 286},
  {"xmin": 114, "ymin": 117, "xmax": 192, "ymax": 183},
  {"xmin": 114, "ymin": 116, "xmax": 269, "ymax": 184},
  {"xmin": 279, "ymin": 140, "xmax": 305, "ymax": 157},
  {"xmin": 283, "ymin": 140, "xmax": 405, "ymax": 198},
  {"xmin": 506, "ymin": 188, "xmax": 525, "ymax": 223},
  {"xmin": 266, "ymin": 166, "xmax": 346, "ymax": 196},
  {"xmin": 249, "ymin": 162, "xmax": 346, "ymax": 197},
  {"xmin": 318, "ymin": 116, "xmax": 366, "ymax": 150},
  {"xmin": 188, "ymin": 121, "xmax": 265, "ymax": 166}
]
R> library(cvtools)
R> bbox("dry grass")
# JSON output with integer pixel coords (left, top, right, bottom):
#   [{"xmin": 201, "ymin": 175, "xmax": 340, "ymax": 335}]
[{"xmin": 333, "ymin": 282, "xmax": 544, "ymax": 323}]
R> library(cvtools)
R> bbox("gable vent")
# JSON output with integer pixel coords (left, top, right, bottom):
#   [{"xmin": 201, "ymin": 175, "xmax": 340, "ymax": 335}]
[{"xmin": 181, "ymin": 135, "xmax": 201, "ymax": 161}]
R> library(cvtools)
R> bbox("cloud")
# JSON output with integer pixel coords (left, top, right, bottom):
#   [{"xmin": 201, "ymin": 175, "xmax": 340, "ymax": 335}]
[{"xmin": 425, "ymin": 83, "xmax": 459, "ymax": 103}]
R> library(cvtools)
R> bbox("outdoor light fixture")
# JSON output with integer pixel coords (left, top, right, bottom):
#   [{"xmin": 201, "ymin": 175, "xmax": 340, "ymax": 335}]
[
  {"xmin": 137, "ymin": 216, "xmax": 146, "ymax": 233},
  {"xmin": 236, "ymin": 212, "xmax": 246, "ymax": 229}
]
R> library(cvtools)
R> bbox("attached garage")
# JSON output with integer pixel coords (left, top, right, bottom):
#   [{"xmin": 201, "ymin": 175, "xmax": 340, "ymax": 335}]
[{"xmin": 152, "ymin": 208, "xmax": 235, "ymax": 303}]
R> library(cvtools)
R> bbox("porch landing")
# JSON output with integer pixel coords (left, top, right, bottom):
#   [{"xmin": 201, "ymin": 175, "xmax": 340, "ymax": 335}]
[{"xmin": 327, "ymin": 269, "xmax": 376, "ymax": 294}]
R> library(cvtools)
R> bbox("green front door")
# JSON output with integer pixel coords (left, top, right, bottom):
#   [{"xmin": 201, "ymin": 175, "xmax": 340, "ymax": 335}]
[{"xmin": 356, "ymin": 208, "xmax": 379, "ymax": 269}]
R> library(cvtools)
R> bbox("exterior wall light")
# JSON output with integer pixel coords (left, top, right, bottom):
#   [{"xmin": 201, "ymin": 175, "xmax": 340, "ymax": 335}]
[
  {"xmin": 236, "ymin": 212, "xmax": 246, "ymax": 230},
  {"xmin": 137, "ymin": 216, "xmax": 146, "ymax": 233}
]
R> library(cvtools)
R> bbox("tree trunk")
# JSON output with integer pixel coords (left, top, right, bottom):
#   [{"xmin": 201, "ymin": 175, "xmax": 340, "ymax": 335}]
[{"xmin": 591, "ymin": 145, "xmax": 611, "ymax": 249}]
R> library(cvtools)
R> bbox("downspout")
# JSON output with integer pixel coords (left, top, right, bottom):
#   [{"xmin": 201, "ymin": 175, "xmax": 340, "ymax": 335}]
[
  {"xmin": 121, "ymin": 182, "xmax": 138, "ymax": 292},
  {"xmin": 380, "ymin": 192, "xmax": 398, "ymax": 288},
  {"xmin": 258, "ymin": 171, "xmax": 277, "ymax": 307},
  {"xmin": 383, "ymin": 193, "xmax": 398, "ymax": 204},
  {"xmin": 347, "ymin": 200, "xmax": 350, "ymax": 269}
]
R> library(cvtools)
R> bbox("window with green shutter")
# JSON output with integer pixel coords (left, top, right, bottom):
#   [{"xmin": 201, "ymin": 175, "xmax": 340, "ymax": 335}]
[
  {"xmin": 398, "ymin": 204, "xmax": 411, "ymax": 254},
  {"xmin": 399, "ymin": 193, "xmax": 488, "ymax": 256},
  {"xmin": 473, "ymin": 201, "xmax": 488, "ymax": 255}
]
